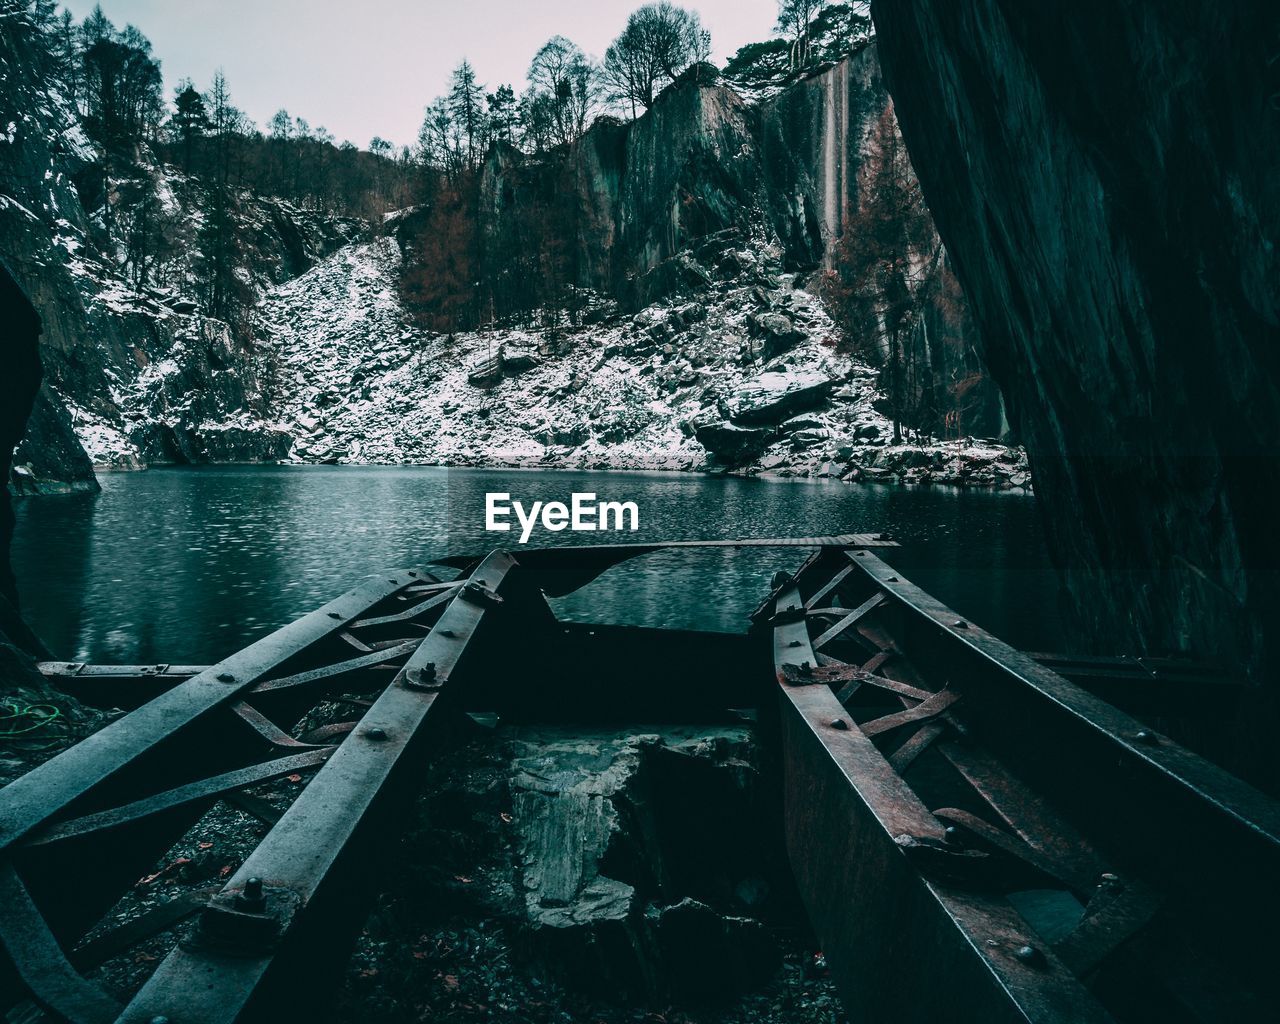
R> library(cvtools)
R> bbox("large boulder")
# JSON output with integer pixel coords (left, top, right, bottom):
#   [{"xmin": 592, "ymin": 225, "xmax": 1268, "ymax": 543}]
[
  {"xmin": 726, "ymin": 369, "xmax": 838, "ymax": 425},
  {"xmin": 694, "ymin": 421, "xmax": 774, "ymax": 463},
  {"xmin": 749, "ymin": 311, "xmax": 807, "ymax": 360},
  {"xmin": 508, "ymin": 727, "xmax": 779, "ymax": 998}
]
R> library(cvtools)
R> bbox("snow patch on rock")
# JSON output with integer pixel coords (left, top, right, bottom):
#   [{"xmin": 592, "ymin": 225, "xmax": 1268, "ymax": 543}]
[{"xmin": 256, "ymin": 236, "xmax": 1030, "ymax": 487}]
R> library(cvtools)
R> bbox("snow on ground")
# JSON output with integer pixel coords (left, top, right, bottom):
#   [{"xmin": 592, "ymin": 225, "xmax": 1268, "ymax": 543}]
[{"xmin": 257, "ymin": 236, "xmax": 1031, "ymax": 488}]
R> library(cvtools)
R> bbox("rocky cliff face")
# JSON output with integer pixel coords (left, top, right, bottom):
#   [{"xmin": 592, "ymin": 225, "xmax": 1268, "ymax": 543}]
[
  {"xmin": 0, "ymin": 264, "xmax": 42, "ymax": 609},
  {"xmin": 1, "ymin": 7, "xmax": 101, "ymax": 495},
  {"xmin": 757, "ymin": 49, "xmax": 886, "ymax": 270},
  {"xmin": 1, "ymin": 6, "xmax": 361, "ymax": 485},
  {"xmin": 480, "ymin": 47, "xmax": 888, "ymax": 303},
  {"xmin": 871, "ymin": 2, "xmax": 1280, "ymax": 701}
]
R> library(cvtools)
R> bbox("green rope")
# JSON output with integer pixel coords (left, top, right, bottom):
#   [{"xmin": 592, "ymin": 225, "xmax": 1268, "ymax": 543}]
[{"xmin": 0, "ymin": 700, "xmax": 63, "ymax": 739}]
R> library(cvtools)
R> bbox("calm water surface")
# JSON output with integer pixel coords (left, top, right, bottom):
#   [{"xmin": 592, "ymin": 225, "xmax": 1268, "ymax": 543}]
[{"xmin": 12, "ymin": 466, "xmax": 1065, "ymax": 664}]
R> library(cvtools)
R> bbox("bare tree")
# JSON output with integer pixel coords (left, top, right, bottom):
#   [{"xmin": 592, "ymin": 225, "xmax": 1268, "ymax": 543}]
[
  {"xmin": 527, "ymin": 36, "xmax": 600, "ymax": 147},
  {"xmin": 602, "ymin": 3, "xmax": 711, "ymax": 117},
  {"xmin": 776, "ymin": 0, "xmax": 824, "ymax": 70}
]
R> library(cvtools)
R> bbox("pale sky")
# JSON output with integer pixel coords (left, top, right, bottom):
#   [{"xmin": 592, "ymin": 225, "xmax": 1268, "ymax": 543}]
[{"xmin": 60, "ymin": 0, "xmax": 782, "ymax": 150}]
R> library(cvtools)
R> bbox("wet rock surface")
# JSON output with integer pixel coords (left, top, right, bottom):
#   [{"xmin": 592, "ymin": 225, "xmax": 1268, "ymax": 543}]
[
  {"xmin": 334, "ymin": 723, "xmax": 843, "ymax": 1022},
  {"xmin": 872, "ymin": 0, "xmax": 1280, "ymax": 724},
  {"xmin": 63, "ymin": 719, "xmax": 844, "ymax": 1022}
]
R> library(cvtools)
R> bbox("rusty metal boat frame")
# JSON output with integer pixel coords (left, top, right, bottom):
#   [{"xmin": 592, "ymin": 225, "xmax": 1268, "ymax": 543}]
[
  {"xmin": 760, "ymin": 543, "xmax": 1279, "ymax": 1023},
  {"xmin": 1, "ymin": 535, "xmax": 1276, "ymax": 1023}
]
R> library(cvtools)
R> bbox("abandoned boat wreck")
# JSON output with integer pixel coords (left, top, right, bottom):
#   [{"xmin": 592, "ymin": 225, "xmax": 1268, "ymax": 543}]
[{"xmin": 1, "ymin": 537, "xmax": 1276, "ymax": 1023}]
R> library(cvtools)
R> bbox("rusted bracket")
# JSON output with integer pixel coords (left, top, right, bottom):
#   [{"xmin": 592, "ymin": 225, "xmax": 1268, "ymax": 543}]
[
  {"xmin": 861, "ymin": 689, "xmax": 960, "ymax": 738},
  {"xmin": 812, "ymin": 592, "xmax": 887, "ymax": 650}
]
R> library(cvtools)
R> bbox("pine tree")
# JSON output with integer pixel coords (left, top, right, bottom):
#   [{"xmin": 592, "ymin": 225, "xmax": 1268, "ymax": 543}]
[
  {"xmin": 486, "ymin": 85, "xmax": 518, "ymax": 146},
  {"xmin": 171, "ymin": 80, "xmax": 209, "ymax": 172},
  {"xmin": 448, "ymin": 60, "xmax": 486, "ymax": 169}
]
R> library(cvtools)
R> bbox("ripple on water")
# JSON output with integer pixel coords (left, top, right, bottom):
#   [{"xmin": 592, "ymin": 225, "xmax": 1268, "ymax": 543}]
[{"xmin": 12, "ymin": 465, "xmax": 1063, "ymax": 663}]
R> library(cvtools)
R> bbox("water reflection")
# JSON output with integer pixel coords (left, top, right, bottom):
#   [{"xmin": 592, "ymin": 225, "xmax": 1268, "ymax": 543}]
[{"xmin": 12, "ymin": 466, "xmax": 1064, "ymax": 664}]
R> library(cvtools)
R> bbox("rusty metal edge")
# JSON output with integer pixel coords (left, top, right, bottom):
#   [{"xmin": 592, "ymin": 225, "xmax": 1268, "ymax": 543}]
[
  {"xmin": 771, "ymin": 582, "xmax": 1112, "ymax": 1024},
  {"xmin": 116, "ymin": 551, "xmax": 518, "ymax": 1024},
  {"xmin": 846, "ymin": 550, "xmax": 1280, "ymax": 848},
  {"xmin": 0, "ymin": 570, "xmax": 427, "ymax": 849}
]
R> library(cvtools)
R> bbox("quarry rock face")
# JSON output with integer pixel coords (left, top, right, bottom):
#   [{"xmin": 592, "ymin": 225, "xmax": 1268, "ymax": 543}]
[
  {"xmin": 0, "ymin": 9, "xmax": 359, "ymax": 485},
  {"xmin": 757, "ymin": 48, "xmax": 887, "ymax": 270},
  {"xmin": 872, "ymin": 1, "xmax": 1280, "ymax": 717},
  {"xmin": 0, "ymin": 14, "xmax": 101, "ymax": 497},
  {"xmin": 478, "ymin": 46, "xmax": 889, "ymax": 307},
  {"xmin": 618, "ymin": 82, "xmax": 761, "ymax": 291},
  {"xmin": 0, "ymin": 266, "xmax": 44, "ymax": 608}
]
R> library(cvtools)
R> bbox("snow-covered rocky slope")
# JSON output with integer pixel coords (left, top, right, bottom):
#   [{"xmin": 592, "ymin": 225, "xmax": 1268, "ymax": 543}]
[{"xmin": 255, "ymin": 235, "xmax": 1028, "ymax": 487}]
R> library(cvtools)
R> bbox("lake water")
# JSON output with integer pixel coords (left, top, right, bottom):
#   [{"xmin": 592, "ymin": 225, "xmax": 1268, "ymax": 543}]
[{"xmin": 11, "ymin": 466, "xmax": 1066, "ymax": 664}]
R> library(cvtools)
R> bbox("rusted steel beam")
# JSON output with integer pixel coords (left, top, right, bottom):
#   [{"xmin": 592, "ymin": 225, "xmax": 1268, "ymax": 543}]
[
  {"xmin": 22, "ymin": 749, "xmax": 334, "ymax": 849},
  {"xmin": 69, "ymin": 887, "xmax": 219, "ymax": 972},
  {"xmin": 887, "ymin": 720, "xmax": 946, "ymax": 772},
  {"xmin": 853, "ymin": 673, "xmax": 934, "ymax": 702},
  {"xmin": 0, "ymin": 864, "xmax": 121, "ymax": 1024},
  {"xmin": 39, "ymin": 662, "xmax": 206, "ymax": 679},
  {"xmin": 37, "ymin": 662, "xmax": 207, "ymax": 710},
  {"xmin": 859, "ymin": 688, "xmax": 960, "ymax": 738},
  {"xmin": 0, "ymin": 571, "xmax": 427, "ymax": 849},
  {"xmin": 351, "ymin": 583, "xmax": 461, "ymax": 628},
  {"xmin": 811, "ymin": 592, "xmax": 886, "ymax": 650},
  {"xmin": 845, "ymin": 550, "xmax": 1280, "ymax": 853},
  {"xmin": 803, "ymin": 563, "xmax": 855, "ymax": 609},
  {"xmin": 770, "ymin": 584, "xmax": 1107, "ymax": 1024},
  {"xmin": 118, "ymin": 552, "xmax": 518, "ymax": 1024},
  {"xmin": 228, "ymin": 702, "xmax": 326, "ymax": 750},
  {"xmin": 249, "ymin": 640, "xmax": 418, "ymax": 696},
  {"xmin": 785, "ymin": 550, "xmax": 1280, "ymax": 1018}
]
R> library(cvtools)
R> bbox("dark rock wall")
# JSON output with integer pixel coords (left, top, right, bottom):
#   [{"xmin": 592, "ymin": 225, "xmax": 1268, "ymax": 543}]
[
  {"xmin": 0, "ymin": 265, "xmax": 43, "ymax": 606},
  {"xmin": 0, "ymin": 9, "xmax": 101, "ymax": 494},
  {"xmin": 757, "ymin": 48, "xmax": 886, "ymax": 270},
  {"xmin": 618, "ymin": 83, "xmax": 760, "ymax": 279},
  {"xmin": 479, "ymin": 50, "xmax": 892, "ymax": 309},
  {"xmin": 871, "ymin": 2, "xmax": 1280, "ymax": 699}
]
